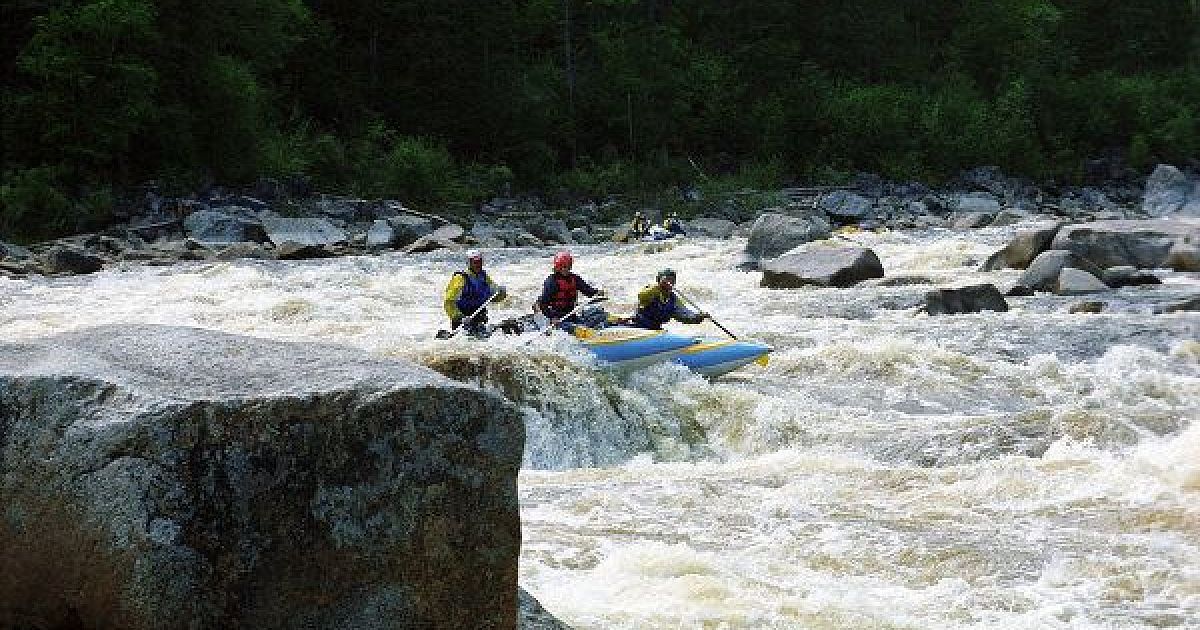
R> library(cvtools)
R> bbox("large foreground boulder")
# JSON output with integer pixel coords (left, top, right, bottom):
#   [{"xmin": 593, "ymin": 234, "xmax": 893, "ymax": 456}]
[
  {"xmin": 0, "ymin": 326, "xmax": 523, "ymax": 630},
  {"xmin": 760, "ymin": 246, "xmax": 884, "ymax": 288},
  {"xmin": 980, "ymin": 221, "xmax": 1063, "ymax": 270}
]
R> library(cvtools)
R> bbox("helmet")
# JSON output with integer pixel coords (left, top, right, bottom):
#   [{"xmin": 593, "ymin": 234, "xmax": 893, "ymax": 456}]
[
  {"xmin": 656, "ymin": 268, "xmax": 676, "ymax": 281},
  {"xmin": 466, "ymin": 249, "xmax": 483, "ymax": 262},
  {"xmin": 553, "ymin": 251, "xmax": 573, "ymax": 271}
]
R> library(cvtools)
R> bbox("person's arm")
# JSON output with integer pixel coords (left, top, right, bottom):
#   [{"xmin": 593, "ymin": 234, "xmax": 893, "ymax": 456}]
[
  {"xmin": 534, "ymin": 276, "xmax": 555, "ymax": 313},
  {"xmin": 576, "ymin": 274, "xmax": 601, "ymax": 298},
  {"xmin": 671, "ymin": 292, "xmax": 706, "ymax": 324},
  {"xmin": 636, "ymin": 285, "xmax": 658, "ymax": 309},
  {"xmin": 485, "ymin": 274, "xmax": 507, "ymax": 302},
  {"xmin": 444, "ymin": 274, "xmax": 466, "ymax": 320}
]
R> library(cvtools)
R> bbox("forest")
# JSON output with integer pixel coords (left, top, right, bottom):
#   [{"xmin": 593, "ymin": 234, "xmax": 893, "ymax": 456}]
[{"xmin": 2, "ymin": 0, "xmax": 1199, "ymax": 238}]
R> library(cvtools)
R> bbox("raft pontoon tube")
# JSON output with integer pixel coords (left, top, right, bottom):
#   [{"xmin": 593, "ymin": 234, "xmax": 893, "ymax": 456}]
[{"xmin": 674, "ymin": 338, "xmax": 772, "ymax": 377}]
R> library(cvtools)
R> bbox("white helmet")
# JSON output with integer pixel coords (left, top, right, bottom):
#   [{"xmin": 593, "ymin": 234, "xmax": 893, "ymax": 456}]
[{"xmin": 466, "ymin": 249, "xmax": 483, "ymax": 262}]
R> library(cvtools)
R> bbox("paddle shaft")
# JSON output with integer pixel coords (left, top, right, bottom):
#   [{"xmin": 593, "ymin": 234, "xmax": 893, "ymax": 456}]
[
  {"xmin": 447, "ymin": 290, "xmax": 499, "ymax": 338},
  {"xmin": 543, "ymin": 295, "xmax": 607, "ymax": 335},
  {"xmin": 673, "ymin": 289, "xmax": 738, "ymax": 341}
]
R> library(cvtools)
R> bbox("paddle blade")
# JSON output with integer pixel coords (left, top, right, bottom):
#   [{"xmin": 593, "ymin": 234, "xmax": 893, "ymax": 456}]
[
  {"xmin": 754, "ymin": 354, "xmax": 770, "ymax": 367},
  {"xmin": 572, "ymin": 326, "xmax": 596, "ymax": 339}
]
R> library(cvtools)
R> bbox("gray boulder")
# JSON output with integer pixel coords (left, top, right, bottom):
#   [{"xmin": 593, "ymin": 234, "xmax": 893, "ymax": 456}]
[
  {"xmin": 530, "ymin": 219, "xmax": 574, "ymax": 245},
  {"xmin": 1101, "ymin": 266, "xmax": 1161, "ymax": 288},
  {"xmin": 981, "ymin": 222, "xmax": 1063, "ymax": 270},
  {"xmin": 0, "ymin": 325, "xmax": 522, "ymax": 630},
  {"xmin": 262, "ymin": 217, "xmax": 347, "ymax": 247},
  {"xmin": 274, "ymin": 241, "xmax": 336, "ymax": 260},
  {"xmin": 922, "ymin": 284, "xmax": 1009, "ymax": 315},
  {"xmin": 818, "ymin": 190, "xmax": 875, "ymax": 223},
  {"xmin": 745, "ymin": 212, "xmax": 832, "ymax": 261},
  {"xmin": 1166, "ymin": 241, "xmax": 1200, "ymax": 271},
  {"xmin": 0, "ymin": 241, "xmax": 32, "ymax": 261},
  {"xmin": 214, "ymin": 242, "xmax": 272, "ymax": 261},
  {"xmin": 184, "ymin": 210, "xmax": 267, "ymax": 244},
  {"xmin": 686, "ymin": 217, "xmax": 736, "ymax": 239},
  {"xmin": 403, "ymin": 235, "xmax": 461, "ymax": 254},
  {"xmin": 366, "ymin": 219, "xmax": 396, "ymax": 248},
  {"xmin": 1050, "ymin": 219, "xmax": 1200, "ymax": 269},
  {"xmin": 1141, "ymin": 164, "xmax": 1200, "ymax": 217},
  {"xmin": 760, "ymin": 246, "xmax": 884, "ymax": 289},
  {"xmin": 430, "ymin": 223, "xmax": 466, "ymax": 242},
  {"xmin": 388, "ymin": 215, "xmax": 435, "ymax": 245},
  {"xmin": 1016, "ymin": 250, "xmax": 1105, "ymax": 292},
  {"xmin": 1055, "ymin": 267, "xmax": 1109, "ymax": 295},
  {"xmin": 43, "ymin": 245, "xmax": 106, "ymax": 274}
]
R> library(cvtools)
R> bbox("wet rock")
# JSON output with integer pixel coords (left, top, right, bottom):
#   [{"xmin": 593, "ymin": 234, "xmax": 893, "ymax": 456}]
[
  {"xmin": 981, "ymin": 222, "xmax": 1063, "ymax": 270},
  {"xmin": 214, "ymin": 242, "xmax": 272, "ymax": 260},
  {"xmin": 0, "ymin": 325, "xmax": 522, "ymax": 630},
  {"xmin": 519, "ymin": 588, "xmax": 573, "ymax": 630},
  {"xmin": 1069, "ymin": 301, "xmax": 1106, "ymax": 314},
  {"xmin": 818, "ymin": 190, "xmax": 875, "ymax": 224},
  {"xmin": 430, "ymin": 223, "xmax": 466, "ymax": 242},
  {"xmin": 42, "ymin": 245, "xmax": 105, "ymax": 274},
  {"xmin": 0, "ymin": 241, "xmax": 33, "ymax": 261},
  {"xmin": 1166, "ymin": 241, "xmax": 1200, "ymax": 271},
  {"xmin": 760, "ymin": 246, "xmax": 884, "ymax": 289},
  {"xmin": 921, "ymin": 284, "xmax": 1009, "ymax": 315},
  {"xmin": 1141, "ymin": 164, "xmax": 1200, "ymax": 217},
  {"xmin": 387, "ymin": 215, "xmax": 435, "ymax": 245},
  {"xmin": 263, "ymin": 217, "xmax": 347, "ymax": 247},
  {"xmin": 1050, "ymin": 219, "xmax": 1200, "ymax": 269},
  {"xmin": 529, "ymin": 219, "xmax": 574, "ymax": 245},
  {"xmin": 366, "ymin": 219, "xmax": 395, "ymax": 248},
  {"xmin": 184, "ymin": 210, "xmax": 267, "ymax": 244},
  {"xmin": 313, "ymin": 196, "xmax": 374, "ymax": 221},
  {"xmin": 274, "ymin": 241, "xmax": 336, "ymax": 259},
  {"xmin": 402, "ymin": 235, "xmax": 461, "ymax": 254},
  {"xmin": 988, "ymin": 207, "xmax": 1036, "ymax": 227},
  {"xmin": 1154, "ymin": 295, "xmax": 1200, "ymax": 313},
  {"xmin": 1055, "ymin": 267, "xmax": 1109, "ymax": 295},
  {"xmin": 686, "ymin": 217, "xmax": 736, "ymax": 239},
  {"xmin": 1017, "ymin": 250, "xmax": 1105, "ymax": 292},
  {"xmin": 1101, "ymin": 266, "xmax": 1161, "ymax": 288},
  {"xmin": 569, "ymin": 226, "xmax": 593, "ymax": 244},
  {"xmin": 952, "ymin": 211, "xmax": 995, "ymax": 228},
  {"xmin": 745, "ymin": 212, "xmax": 832, "ymax": 261}
]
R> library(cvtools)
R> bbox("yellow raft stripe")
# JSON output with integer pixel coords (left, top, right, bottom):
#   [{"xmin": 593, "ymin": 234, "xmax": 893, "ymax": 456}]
[
  {"xmin": 579, "ymin": 329, "xmax": 665, "ymax": 346},
  {"xmin": 679, "ymin": 340, "xmax": 735, "ymax": 354}
]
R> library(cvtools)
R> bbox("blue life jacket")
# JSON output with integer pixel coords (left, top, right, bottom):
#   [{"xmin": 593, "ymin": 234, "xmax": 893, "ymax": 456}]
[
  {"xmin": 633, "ymin": 288, "xmax": 677, "ymax": 329},
  {"xmin": 455, "ymin": 271, "xmax": 494, "ymax": 315}
]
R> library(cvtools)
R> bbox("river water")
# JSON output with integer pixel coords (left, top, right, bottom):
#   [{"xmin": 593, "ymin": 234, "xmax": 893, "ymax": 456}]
[{"xmin": 2, "ymin": 225, "xmax": 1198, "ymax": 629}]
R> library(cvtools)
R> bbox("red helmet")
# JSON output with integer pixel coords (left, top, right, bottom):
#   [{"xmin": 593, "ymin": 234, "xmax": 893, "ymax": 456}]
[{"xmin": 552, "ymin": 250, "xmax": 573, "ymax": 271}]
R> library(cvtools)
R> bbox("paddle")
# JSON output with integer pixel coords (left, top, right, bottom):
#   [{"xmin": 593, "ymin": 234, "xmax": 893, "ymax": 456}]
[
  {"xmin": 435, "ymin": 291, "xmax": 500, "ymax": 340},
  {"xmin": 674, "ymin": 289, "xmax": 769, "ymax": 367},
  {"xmin": 672, "ymin": 289, "xmax": 737, "ymax": 340},
  {"xmin": 542, "ymin": 295, "xmax": 608, "ymax": 336}
]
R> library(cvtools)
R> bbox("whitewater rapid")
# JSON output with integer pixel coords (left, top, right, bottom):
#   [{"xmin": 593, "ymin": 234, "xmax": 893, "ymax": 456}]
[{"xmin": 2, "ymin": 226, "xmax": 1197, "ymax": 628}]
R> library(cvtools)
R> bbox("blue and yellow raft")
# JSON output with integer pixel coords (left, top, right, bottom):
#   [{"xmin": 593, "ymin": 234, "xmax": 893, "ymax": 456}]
[{"xmin": 574, "ymin": 326, "xmax": 770, "ymax": 377}]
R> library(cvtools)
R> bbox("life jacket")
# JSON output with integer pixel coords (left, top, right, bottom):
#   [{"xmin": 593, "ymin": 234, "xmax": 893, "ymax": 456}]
[
  {"xmin": 545, "ymin": 273, "xmax": 578, "ymax": 316},
  {"xmin": 632, "ymin": 286, "xmax": 677, "ymax": 329},
  {"xmin": 455, "ymin": 271, "xmax": 494, "ymax": 315}
]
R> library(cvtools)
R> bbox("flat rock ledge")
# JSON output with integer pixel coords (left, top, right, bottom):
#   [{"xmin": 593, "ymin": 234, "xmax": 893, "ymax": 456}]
[{"xmin": 0, "ymin": 325, "xmax": 523, "ymax": 630}]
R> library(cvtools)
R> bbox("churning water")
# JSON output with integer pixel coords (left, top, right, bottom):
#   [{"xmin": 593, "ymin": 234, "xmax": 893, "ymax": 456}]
[{"xmin": 2, "ymin": 225, "xmax": 1198, "ymax": 628}]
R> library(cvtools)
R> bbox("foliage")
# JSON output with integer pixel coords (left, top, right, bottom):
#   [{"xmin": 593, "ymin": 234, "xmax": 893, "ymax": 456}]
[{"xmin": 2, "ymin": 0, "xmax": 1200, "ymax": 237}]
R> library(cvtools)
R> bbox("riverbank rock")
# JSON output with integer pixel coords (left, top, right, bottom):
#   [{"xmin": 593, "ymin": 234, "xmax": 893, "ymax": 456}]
[
  {"xmin": 0, "ymin": 326, "xmax": 523, "ymax": 630},
  {"xmin": 1056, "ymin": 267, "xmax": 1109, "ymax": 295},
  {"xmin": 42, "ymin": 244, "xmax": 106, "ymax": 274},
  {"xmin": 760, "ymin": 246, "xmax": 884, "ymax": 288},
  {"xmin": 745, "ymin": 212, "xmax": 832, "ymax": 261},
  {"xmin": 1015, "ymin": 250, "xmax": 1105, "ymax": 293},
  {"xmin": 1049, "ymin": 219, "xmax": 1200, "ymax": 269},
  {"xmin": 1141, "ymin": 164, "xmax": 1200, "ymax": 217},
  {"xmin": 686, "ymin": 217, "xmax": 736, "ymax": 239},
  {"xmin": 921, "ymin": 284, "xmax": 1009, "ymax": 315},
  {"xmin": 981, "ymin": 221, "xmax": 1063, "ymax": 270},
  {"xmin": 263, "ymin": 217, "xmax": 347, "ymax": 247},
  {"xmin": 184, "ymin": 209, "xmax": 267, "ymax": 244}
]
